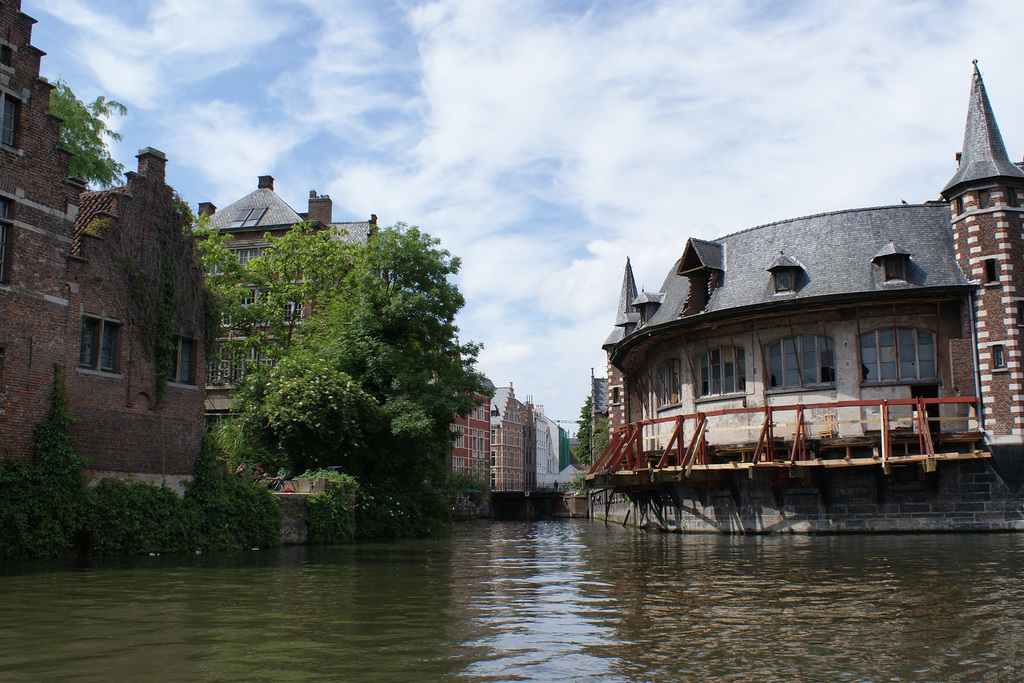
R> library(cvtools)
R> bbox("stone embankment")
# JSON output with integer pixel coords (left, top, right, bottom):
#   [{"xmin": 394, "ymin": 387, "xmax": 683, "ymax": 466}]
[{"xmin": 589, "ymin": 460, "xmax": 1024, "ymax": 533}]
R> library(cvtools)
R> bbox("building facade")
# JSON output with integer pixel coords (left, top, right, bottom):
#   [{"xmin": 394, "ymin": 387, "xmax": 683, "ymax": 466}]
[
  {"xmin": 200, "ymin": 176, "xmax": 376, "ymax": 415},
  {"xmin": 490, "ymin": 386, "xmax": 524, "ymax": 491},
  {"xmin": 449, "ymin": 383, "xmax": 492, "ymax": 482},
  {"xmin": 0, "ymin": 0, "xmax": 205, "ymax": 483},
  {"xmin": 592, "ymin": 64, "xmax": 1024, "ymax": 532}
]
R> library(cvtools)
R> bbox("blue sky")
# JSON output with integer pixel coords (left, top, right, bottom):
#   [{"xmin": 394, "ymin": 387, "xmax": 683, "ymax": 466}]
[{"xmin": 25, "ymin": 0, "xmax": 1024, "ymax": 426}]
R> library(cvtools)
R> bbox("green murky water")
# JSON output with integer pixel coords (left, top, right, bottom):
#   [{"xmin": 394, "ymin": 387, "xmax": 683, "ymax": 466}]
[{"xmin": 2, "ymin": 520, "xmax": 1023, "ymax": 681}]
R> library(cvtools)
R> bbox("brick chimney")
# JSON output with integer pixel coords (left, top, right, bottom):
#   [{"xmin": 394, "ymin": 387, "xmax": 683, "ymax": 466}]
[
  {"xmin": 136, "ymin": 147, "xmax": 166, "ymax": 182},
  {"xmin": 307, "ymin": 190, "xmax": 333, "ymax": 224},
  {"xmin": 258, "ymin": 175, "xmax": 274, "ymax": 190},
  {"xmin": 198, "ymin": 202, "xmax": 217, "ymax": 218}
]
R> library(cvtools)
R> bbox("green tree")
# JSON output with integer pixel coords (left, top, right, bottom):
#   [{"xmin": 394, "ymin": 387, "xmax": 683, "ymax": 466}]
[
  {"xmin": 574, "ymin": 395, "xmax": 609, "ymax": 466},
  {"xmin": 207, "ymin": 222, "xmax": 490, "ymax": 538},
  {"xmin": 46, "ymin": 79, "xmax": 127, "ymax": 187}
]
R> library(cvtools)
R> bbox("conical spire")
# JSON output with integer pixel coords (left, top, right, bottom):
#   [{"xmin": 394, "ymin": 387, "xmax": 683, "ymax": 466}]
[
  {"xmin": 614, "ymin": 257, "xmax": 640, "ymax": 327},
  {"xmin": 941, "ymin": 61, "xmax": 1024, "ymax": 198}
]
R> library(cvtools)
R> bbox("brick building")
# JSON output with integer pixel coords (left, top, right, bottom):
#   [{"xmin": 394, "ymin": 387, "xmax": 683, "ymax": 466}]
[
  {"xmin": 0, "ymin": 0, "xmax": 204, "ymax": 485},
  {"xmin": 490, "ymin": 385, "xmax": 524, "ymax": 491},
  {"xmin": 448, "ymin": 378, "xmax": 493, "ymax": 482},
  {"xmin": 200, "ymin": 176, "xmax": 376, "ymax": 415}
]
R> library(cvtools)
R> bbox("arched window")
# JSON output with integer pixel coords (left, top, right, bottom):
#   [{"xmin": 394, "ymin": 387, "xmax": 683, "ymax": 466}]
[
  {"xmin": 696, "ymin": 346, "xmax": 746, "ymax": 397},
  {"xmin": 765, "ymin": 335, "xmax": 835, "ymax": 389},
  {"xmin": 859, "ymin": 328, "xmax": 935, "ymax": 382}
]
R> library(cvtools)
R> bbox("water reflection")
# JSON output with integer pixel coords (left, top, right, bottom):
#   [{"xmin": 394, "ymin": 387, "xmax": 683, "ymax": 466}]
[{"xmin": 2, "ymin": 523, "xmax": 1024, "ymax": 681}]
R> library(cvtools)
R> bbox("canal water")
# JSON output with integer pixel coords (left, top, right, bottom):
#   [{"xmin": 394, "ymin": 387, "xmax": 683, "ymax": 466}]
[{"xmin": 2, "ymin": 520, "xmax": 1024, "ymax": 682}]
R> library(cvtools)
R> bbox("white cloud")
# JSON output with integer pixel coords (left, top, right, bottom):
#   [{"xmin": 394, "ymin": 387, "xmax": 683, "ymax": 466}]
[{"xmin": 24, "ymin": 0, "xmax": 1024, "ymax": 421}]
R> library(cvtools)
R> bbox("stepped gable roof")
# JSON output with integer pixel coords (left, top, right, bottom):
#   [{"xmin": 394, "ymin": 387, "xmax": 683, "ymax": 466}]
[
  {"xmin": 942, "ymin": 62, "xmax": 1024, "ymax": 197},
  {"xmin": 638, "ymin": 204, "xmax": 970, "ymax": 332},
  {"xmin": 208, "ymin": 187, "xmax": 302, "ymax": 231}
]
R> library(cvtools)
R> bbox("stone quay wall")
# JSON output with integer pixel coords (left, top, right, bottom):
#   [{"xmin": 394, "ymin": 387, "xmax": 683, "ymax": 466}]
[{"xmin": 589, "ymin": 460, "xmax": 1024, "ymax": 533}]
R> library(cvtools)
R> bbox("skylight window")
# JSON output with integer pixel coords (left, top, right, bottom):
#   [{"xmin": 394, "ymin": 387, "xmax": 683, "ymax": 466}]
[{"xmin": 229, "ymin": 207, "xmax": 267, "ymax": 228}]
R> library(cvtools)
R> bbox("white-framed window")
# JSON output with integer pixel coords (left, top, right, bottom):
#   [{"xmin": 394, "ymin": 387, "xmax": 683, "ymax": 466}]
[
  {"xmin": 859, "ymin": 327, "xmax": 936, "ymax": 382},
  {"xmin": 766, "ymin": 335, "xmax": 835, "ymax": 389},
  {"xmin": 171, "ymin": 337, "xmax": 195, "ymax": 384},
  {"xmin": 1, "ymin": 94, "xmax": 17, "ymax": 147},
  {"xmin": 80, "ymin": 317, "xmax": 119, "ymax": 372},
  {"xmin": 696, "ymin": 346, "xmax": 745, "ymax": 397},
  {"xmin": 232, "ymin": 247, "xmax": 261, "ymax": 265},
  {"xmin": 655, "ymin": 358, "xmax": 681, "ymax": 407}
]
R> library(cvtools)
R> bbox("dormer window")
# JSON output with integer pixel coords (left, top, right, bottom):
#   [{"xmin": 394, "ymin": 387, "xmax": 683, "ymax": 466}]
[
  {"xmin": 773, "ymin": 268, "xmax": 795, "ymax": 293},
  {"xmin": 767, "ymin": 252, "xmax": 802, "ymax": 294},
  {"xmin": 882, "ymin": 255, "xmax": 907, "ymax": 282},
  {"xmin": 872, "ymin": 241, "xmax": 911, "ymax": 283},
  {"xmin": 631, "ymin": 291, "xmax": 664, "ymax": 326},
  {"xmin": 678, "ymin": 238, "xmax": 724, "ymax": 316}
]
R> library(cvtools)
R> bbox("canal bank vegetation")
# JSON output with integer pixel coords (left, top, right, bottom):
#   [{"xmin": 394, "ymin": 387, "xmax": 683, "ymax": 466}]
[
  {"xmin": 202, "ymin": 222, "xmax": 490, "ymax": 542},
  {"xmin": 0, "ymin": 372, "xmax": 281, "ymax": 560}
]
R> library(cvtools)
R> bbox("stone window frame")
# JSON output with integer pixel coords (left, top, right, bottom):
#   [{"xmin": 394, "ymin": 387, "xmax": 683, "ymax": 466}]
[
  {"xmin": 992, "ymin": 343, "xmax": 1007, "ymax": 370},
  {"xmin": 0, "ymin": 92, "xmax": 17, "ymax": 147},
  {"xmin": 695, "ymin": 345, "xmax": 746, "ymax": 398},
  {"xmin": 983, "ymin": 257, "xmax": 999, "ymax": 285},
  {"xmin": 79, "ymin": 315, "xmax": 121, "ymax": 374},
  {"xmin": 0, "ymin": 196, "xmax": 11, "ymax": 284},
  {"xmin": 765, "ymin": 334, "xmax": 836, "ymax": 390}
]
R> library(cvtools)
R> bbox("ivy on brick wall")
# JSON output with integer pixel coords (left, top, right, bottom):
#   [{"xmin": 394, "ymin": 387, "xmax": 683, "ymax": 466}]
[{"xmin": 0, "ymin": 368, "xmax": 281, "ymax": 560}]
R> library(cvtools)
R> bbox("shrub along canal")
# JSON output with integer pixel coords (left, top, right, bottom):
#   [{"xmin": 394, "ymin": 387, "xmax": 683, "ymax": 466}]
[{"xmin": 2, "ymin": 520, "xmax": 1024, "ymax": 681}]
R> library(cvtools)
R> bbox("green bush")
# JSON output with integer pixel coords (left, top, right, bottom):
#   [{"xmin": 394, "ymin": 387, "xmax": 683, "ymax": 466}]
[
  {"xmin": 0, "ymin": 370, "xmax": 282, "ymax": 559},
  {"xmin": 305, "ymin": 483, "xmax": 358, "ymax": 544},
  {"xmin": 86, "ymin": 480, "xmax": 194, "ymax": 555}
]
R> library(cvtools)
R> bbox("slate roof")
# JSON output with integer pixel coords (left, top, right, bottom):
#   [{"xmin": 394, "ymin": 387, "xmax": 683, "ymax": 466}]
[
  {"xmin": 208, "ymin": 187, "xmax": 373, "ymax": 245},
  {"xmin": 941, "ymin": 63, "xmax": 1024, "ymax": 197},
  {"xmin": 208, "ymin": 187, "xmax": 302, "ymax": 231},
  {"xmin": 608, "ymin": 204, "xmax": 971, "ymax": 349}
]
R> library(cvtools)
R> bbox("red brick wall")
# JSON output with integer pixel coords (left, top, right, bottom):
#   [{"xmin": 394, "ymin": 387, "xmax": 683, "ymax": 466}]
[
  {"xmin": 949, "ymin": 184, "xmax": 1024, "ymax": 436},
  {"xmin": 0, "ymin": 2, "xmax": 205, "ymax": 475},
  {"xmin": 0, "ymin": 1, "xmax": 81, "ymax": 462}
]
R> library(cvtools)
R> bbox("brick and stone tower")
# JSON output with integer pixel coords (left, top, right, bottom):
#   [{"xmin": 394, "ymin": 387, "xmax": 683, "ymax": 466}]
[{"xmin": 941, "ymin": 62, "xmax": 1024, "ymax": 443}]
